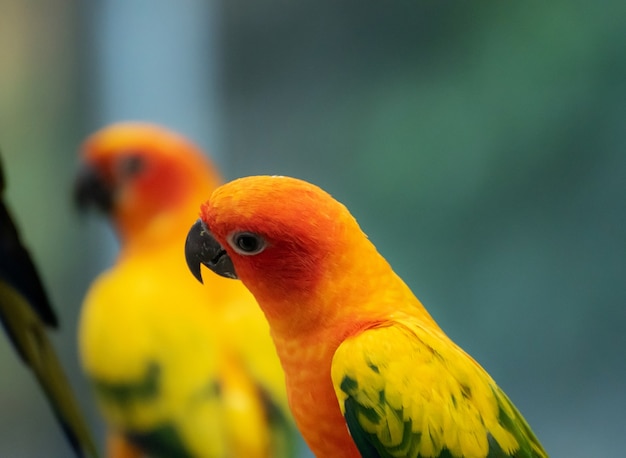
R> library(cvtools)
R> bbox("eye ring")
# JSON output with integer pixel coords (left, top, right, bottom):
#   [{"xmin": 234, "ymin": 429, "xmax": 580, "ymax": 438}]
[{"xmin": 228, "ymin": 232, "xmax": 266, "ymax": 256}]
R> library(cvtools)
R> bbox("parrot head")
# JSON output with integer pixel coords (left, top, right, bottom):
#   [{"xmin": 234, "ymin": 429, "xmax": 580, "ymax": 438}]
[
  {"xmin": 185, "ymin": 175, "xmax": 384, "ymax": 332},
  {"xmin": 74, "ymin": 122, "xmax": 221, "ymax": 245}
]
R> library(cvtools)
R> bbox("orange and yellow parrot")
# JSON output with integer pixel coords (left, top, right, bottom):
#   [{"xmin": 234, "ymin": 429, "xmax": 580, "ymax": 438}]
[
  {"xmin": 0, "ymin": 154, "xmax": 98, "ymax": 458},
  {"xmin": 185, "ymin": 175, "xmax": 549, "ymax": 458},
  {"xmin": 74, "ymin": 124, "xmax": 299, "ymax": 458}
]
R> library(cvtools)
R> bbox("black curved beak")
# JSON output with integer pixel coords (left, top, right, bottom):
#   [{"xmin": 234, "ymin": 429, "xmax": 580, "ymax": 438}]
[
  {"xmin": 185, "ymin": 219, "xmax": 238, "ymax": 283},
  {"xmin": 73, "ymin": 165, "xmax": 114, "ymax": 213}
]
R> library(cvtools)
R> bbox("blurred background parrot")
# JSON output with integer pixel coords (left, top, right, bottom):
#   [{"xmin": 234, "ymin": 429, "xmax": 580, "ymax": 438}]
[
  {"xmin": 74, "ymin": 123, "xmax": 300, "ymax": 458},
  {"xmin": 185, "ymin": 175, "xmax": 549, "ymax": 458},
  {"xmin": 0, "ymin": 153, "xmax": 98, "ymax": 458}
]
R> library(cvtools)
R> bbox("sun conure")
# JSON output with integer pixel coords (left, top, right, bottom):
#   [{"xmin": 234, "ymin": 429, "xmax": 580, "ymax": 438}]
[
  {"xmin": 185, "ymin": 175, "xmax": 549, "ymax": 458},
  {"xmin": 75, "ymin": 124, "xmax": 299, "ymax": 458}
]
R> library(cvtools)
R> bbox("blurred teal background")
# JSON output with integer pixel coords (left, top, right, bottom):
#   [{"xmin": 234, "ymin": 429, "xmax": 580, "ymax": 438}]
[{"xmin": 1, "ymin": 1, "xmax": 624, "ymax": 456}]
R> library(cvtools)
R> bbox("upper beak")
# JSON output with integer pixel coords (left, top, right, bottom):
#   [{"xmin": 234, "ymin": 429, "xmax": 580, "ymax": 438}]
[
  {"xmin": 185, "ymin": 219, "xmax": 238, "ymax": 283},
  {"xmin": 73, "ymin": 165, "xmax": 114, "ymax": 213}
]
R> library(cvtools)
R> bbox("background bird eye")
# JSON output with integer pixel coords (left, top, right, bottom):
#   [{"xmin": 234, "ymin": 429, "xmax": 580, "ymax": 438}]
[
  {"xmin": 117, "ymin": 154, "xmax": 145, "ymax": 178},
  {"xmin": 230, "ymin": 232, "xmax": 266, "ymax": 255}
]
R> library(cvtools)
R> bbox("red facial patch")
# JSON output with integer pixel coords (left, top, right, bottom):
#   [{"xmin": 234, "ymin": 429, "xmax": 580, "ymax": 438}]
[{"xmin": 199, "ymin": 182, "xmax": 346, "ymax": 299}]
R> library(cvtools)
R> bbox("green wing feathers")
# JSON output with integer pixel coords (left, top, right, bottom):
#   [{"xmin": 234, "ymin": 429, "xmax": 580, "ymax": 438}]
[{"xmin": 331, "ymin": 321, "xmax": 548, "ymax": 458}]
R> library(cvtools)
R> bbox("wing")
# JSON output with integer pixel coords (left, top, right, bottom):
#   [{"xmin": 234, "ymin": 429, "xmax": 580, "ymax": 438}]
[
  {"xmin": 331, "ymin": 321, "xmax": 548, "ymax": 458},
  {"xmin": 0, "ymin": 281, "xmax": 99, "ymax": 458},
  {"xmin": 0, "ymin": 157, "xmax": 99, "ymax": 458},
  {"xmin": 0, "ymin": 191, "xmax": 58, "ymax": 332}
]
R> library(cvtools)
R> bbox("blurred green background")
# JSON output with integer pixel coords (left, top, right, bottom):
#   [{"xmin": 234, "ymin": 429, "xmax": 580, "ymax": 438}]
[{"xmin": 1, "ymin": 1, "xmax": 624, "ymax": 457}]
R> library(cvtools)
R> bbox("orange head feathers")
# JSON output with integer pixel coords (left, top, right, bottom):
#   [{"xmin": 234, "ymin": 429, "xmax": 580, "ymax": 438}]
[
  {"xmin": 186, "ymin": 175, "xmax": 397, "ymax": 334},
  {"xmin": 75, "ymin": 122, "xmax": 220, "ymax": 249},
  {"xmin": 204, "ymin": 175, "xmax": 355, "ymax": 287}
]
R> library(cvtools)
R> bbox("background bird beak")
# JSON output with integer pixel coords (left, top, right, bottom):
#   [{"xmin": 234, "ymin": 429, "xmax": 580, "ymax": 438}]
[
  {"xmin": 73, "ymin": 165, "xmax": 114, "ymax": 214},
  {"xmin": 185, "ymin": 219, "xmax": 238, "ymax": 283}
]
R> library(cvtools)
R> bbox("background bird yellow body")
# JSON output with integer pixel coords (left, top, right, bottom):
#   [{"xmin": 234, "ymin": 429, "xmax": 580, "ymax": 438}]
[
  {"xmin": 80, "ymin": 238, "xmax": 276, "ymax": 457},
  {"xmin": 76, "ymin": 125, "xmax": 296, "ymax": 458}
]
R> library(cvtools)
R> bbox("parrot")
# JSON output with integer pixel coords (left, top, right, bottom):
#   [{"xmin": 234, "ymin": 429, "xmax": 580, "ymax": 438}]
[
  {"xmin": 184, "ymin": 175, "xmax": 549, "ymax": 458},
  {"xmin": 74, "ymin": 123, "xmax": 300, "ymax": 458},
  {"xmin": 0, "ymin": 153, "xmax": 99, "ymax": 458}
]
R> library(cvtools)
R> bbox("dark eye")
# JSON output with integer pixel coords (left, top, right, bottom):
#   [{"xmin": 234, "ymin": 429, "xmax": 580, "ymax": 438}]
[
  {"xmin": 117, "ymin": 154, "xmax": 144, "ymax": 178},
  {"xmin": 229, "ymin": 232, "xmax": 266, "ymax": 255}
]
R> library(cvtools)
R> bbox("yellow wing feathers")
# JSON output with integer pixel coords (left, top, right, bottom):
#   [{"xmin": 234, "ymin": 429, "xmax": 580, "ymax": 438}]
[{"xmin": 332, "ymin": 320, "xmax": 547, "ymax": 458}]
